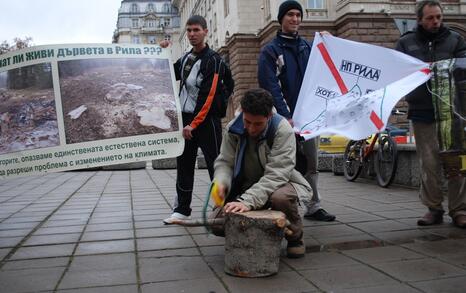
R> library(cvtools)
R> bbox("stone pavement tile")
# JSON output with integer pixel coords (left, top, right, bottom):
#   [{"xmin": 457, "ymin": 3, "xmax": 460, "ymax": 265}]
[
  {"xmin": 11, "ymin": 244, "xmax": 75, "ymax": 260},
  {"xmin": 135, "ymin": 226, "xmax": 187, "ymax": 238},
  {"xmin": 401, "ymin": 239, "xmax": 466, "ymax": 257},
  {"xmin": 192, "ymin": 234, "xmax": 225, "ymax": 246},
  {"xmin": 373, "ymin": 229, "xmax": 435, "ymax": 245},
  {"xmin": 0, "ymin": 236, "xmax": 22, "ymax": 248},
  {"xmin": 421, "ymin": 226, "xmax": 466, "ymax": 239},
  {"xmin": 139, "ymin": 256, "xmax": 215, "ymax": 283},
  {"xmin": 43, "ymin": 220, "xmax": 88, "ymax": 228},
  {"xmin": 349, "ymin": 220, "xmax": 412, "ymax": 233},
  {"xmin": 88, "ymin": 216, "xmax": 132, "ymax": 225},
  {"xmin": 138, "ymin": 247, "xmax": 200, "ymax": 258},
  {"xmin": 221, "ymin": 271, "xmax": 318, "ymax": 293},
  {"xmin": 342, "ymin": 246, "xmax": 425, "ymax": 264},
  {"xmin": 200, "ymin": 245, "xmax": 224, "ymax": 256},
  {"xmin": 313, "ymin": 204, "xmax": 361, "ymax": 216},
  {"xmin": 2, "ymin": 257, "xmax": 69, "ymax": 270},
  {"xmin": 314, "ymin": 233, "xmax": 378, "ymax": 247},
  {"xmin": 334, "ymin": 211, "xmax": 385, "ymax": 223},
  {"xmin": 2, "ymin": 216, "xmax": 46, "ymax": 223},
  {"xmin": 353, "ymin": 203, "xmax": 401, "ymax": 212},
  {"xmin": 58, "ymin": 253, "xmax": 136, "ymax": 289},
  {"xmin": 300, "ymin": 264, "xmax": 398, "ymax": 291},
  {"xmin": 0, "ymin": 222, "xmax": 40, "ymax": 230},
  {"xmin": 24, "ymin": 233, "xmax": 81, "ymax": 246},
  {"xmin": 303, "ymin": 224, "xmax": 363, "ymax": 238},
  {"xmin": 371, "ymin": 209, "xmax": 421, "ymax": 219},
  {"xmin": 34, "ymin": 225, "xmax": 85, "ymax": 235},
  {"xmin": 75, "ymin": 239, "xmax": 134, "ymax": 255},
  {"xmin": 0, "ymin": 248, "xmax": 10, "ymax": 259},
  {"xmin": 0, "ymin": 267, "xmax": 64, "ymax": 293},
  {"xmin": 137, "ymin": 236, "xmax": 196, "ymax": 251},
  {"xmin": 410, "ymin": 276, "xmax": 466, "ymax": 293},
  {"xmin": 134, "ymin": 213, "xmax": 172, "ymax": 222},
  {"xmin": 339, "ymin": 283, "xmax": 421, "ymax": 293},
  {"xmin": 57, "ymin": 285, "xmax": 138, "ymax": 293},
  {"xmin": 85, "ymin": 222, "xmax": 133, "ymax": 232},
  {"xmin": 135, "ymin": 220, "xmax": 173, "ymax": 229},
  {"xmin": 185, "ymin": 226, "xmax": 210, "ymax": 234},
  {"xmin": 282, "ymin": 251, "xmax": 358, "ymax": 270},
  {"xmin": 372, "ymin": 258, "xmax": 466, "ymax": 282},
  {"xmin": 437, "ymin": 253, "xmax": 466, "ymax": 268},
  {"xmin": 0, "ymin": 228, "xmax": 31, "ymax": 238},
  {"xmin": 81, "ymin": 230, "xmax": 134, "ymax": 242},
  {"xmin": 141, "ymin": 278, "xmax": 227, "ymax": 293}
]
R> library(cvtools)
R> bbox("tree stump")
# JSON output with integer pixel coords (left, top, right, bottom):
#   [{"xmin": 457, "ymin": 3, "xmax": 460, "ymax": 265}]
[{"xmin": 224, "ymin": 210, "xmax": 287, "ymax": 277}]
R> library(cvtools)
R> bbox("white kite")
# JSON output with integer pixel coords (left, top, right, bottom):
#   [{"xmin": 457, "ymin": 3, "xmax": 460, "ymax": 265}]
[{"xmin": 293, "ymin": 33, "xmax": 431, "ymax": 140}]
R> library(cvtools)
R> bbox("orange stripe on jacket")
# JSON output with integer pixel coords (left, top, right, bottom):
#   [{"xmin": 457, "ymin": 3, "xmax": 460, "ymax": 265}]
[{"xmin": 190, "ymin": 73, "xmax": 219, "ymax": 129}]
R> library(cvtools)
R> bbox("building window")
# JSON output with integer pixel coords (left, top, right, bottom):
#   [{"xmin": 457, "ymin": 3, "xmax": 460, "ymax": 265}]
[
  {"xmin": 147, "ymin": 20, "xmax": 155, "ymax": 27},
  {"xmin": 164, "ymin": 18, "xmax": 171, "ymax": 27},
  {"xmin": 308, "ymin": 0, "xmax": 325, "ymax": 9},
  {"xmin": 148, "ymin": 36, "xmax": 156, "ymax": 44},
  {"xmin": 131, "ymin": 3, "xmax": 139, "ymax": 13},
  {"xmin": 224, "ymin": 0, "xmax": 229, "ymax": 16},
  {"xmin": 132, "ymin": 19, "xmax": 139, "ymax": 28},
  {"xmin": 132, "ymin": 36, "xmax": 140, "ymax": 44},
  {"xmin": 165, "ymin": 35, "xmax": 171, "ymax": 41},
  {"xmin": 164, "ymin": 3, "xmax": 170, "ymax": 13},
  {"xmin": 147, "ymin": 3, "xmax": 154, "ymax": 12}
]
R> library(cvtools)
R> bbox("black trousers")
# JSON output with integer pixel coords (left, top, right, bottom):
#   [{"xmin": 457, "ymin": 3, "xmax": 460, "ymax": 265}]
[{"xmin": 174, "ymin": 112, "xmax": 222, "ymax": 216}]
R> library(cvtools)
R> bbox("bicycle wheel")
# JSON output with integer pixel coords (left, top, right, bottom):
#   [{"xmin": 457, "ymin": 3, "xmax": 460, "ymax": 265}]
[
  {"xmin": 343, "ymin": 140, "xmax": 363, "ymax": 181},
  {"xmin": 374, "ymin": 135, "xmax": 398, "ymax": 187}
]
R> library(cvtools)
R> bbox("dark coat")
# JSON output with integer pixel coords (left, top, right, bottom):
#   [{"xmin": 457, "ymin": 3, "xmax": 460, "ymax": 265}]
[
  {"xmin": 395, "ymin": 25, "xmax": 466, "ymax": 121},
  {"xmin": 258, "ymin": 32, "xmax": 312, "ymax": 119}
]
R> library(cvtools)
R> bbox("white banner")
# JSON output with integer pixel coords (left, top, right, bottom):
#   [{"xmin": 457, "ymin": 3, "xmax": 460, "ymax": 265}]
[
  {"xmin": 0, "ymin": 44, "xmax": 184, "ymax": 178},
  {"xmin": 293, "ymin": 33, "xmax": 431, "ymax": 140}
]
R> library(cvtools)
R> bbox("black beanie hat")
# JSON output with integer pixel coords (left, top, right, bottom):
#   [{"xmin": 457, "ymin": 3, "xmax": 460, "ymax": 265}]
[{"xmin": 277, "ymin": 0, "xmax": 303, "ymax": 24}]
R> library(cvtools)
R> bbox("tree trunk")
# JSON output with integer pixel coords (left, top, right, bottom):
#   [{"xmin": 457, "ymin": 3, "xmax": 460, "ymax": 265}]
[{"xmin": 224, "ymin": 210, "xmax": 286, "ymax": 278}]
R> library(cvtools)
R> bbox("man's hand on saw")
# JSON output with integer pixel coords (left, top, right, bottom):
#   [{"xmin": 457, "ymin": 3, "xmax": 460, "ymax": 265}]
[{"xmin": 224, "ymin": 201, "xmax": 250, "ymax": 213}]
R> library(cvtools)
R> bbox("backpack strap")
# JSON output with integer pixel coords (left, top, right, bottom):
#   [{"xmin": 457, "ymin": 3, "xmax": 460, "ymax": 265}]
[{"xmin": 265, "ymin": 114, "xmax": 283, "ymax": 148}]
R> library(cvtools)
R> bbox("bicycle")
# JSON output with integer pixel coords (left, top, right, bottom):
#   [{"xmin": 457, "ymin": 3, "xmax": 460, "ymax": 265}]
[{"xmin": 343, "ymin": 124, "xmax": 404, "ymax": 188}]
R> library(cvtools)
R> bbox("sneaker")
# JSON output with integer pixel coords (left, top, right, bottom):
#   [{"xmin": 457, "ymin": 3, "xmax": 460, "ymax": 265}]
[
  {"xmin": 304, "ymin": 208, "xmax": 336, "ymax": 221},
  {"xmin": 163, "ymin": 212, "xmax": 190, "ymax": 225},
  {"xmin": 287, "ymin": 239, "xmax": 305, "ymax": 258},
  {"xmin": 417, "ymin": 209, "xmax": 443, "ymax": 226}
]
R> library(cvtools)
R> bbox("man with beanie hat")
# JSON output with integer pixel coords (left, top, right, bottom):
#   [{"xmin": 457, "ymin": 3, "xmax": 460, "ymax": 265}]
[{"xmin": 258, "ymin": 0, "xmax": 336, "ymax": 222}]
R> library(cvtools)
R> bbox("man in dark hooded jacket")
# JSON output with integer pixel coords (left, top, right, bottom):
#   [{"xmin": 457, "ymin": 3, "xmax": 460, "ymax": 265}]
[
  {"xmin": 396, "ymin": 0, "xmax": 466, "ymax": 228},
  {"xmin": 258, "ymin": 0, "xmax": 335, "ymax": 222}
]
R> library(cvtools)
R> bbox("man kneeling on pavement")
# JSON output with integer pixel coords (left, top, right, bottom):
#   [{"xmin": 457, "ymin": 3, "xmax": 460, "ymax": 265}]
[{"xmin": 210, "ymin": 88, "xmax": 314, "ymax": 258}]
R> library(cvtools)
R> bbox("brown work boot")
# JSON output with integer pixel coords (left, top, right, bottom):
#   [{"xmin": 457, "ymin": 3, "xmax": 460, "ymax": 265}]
[
  {"xmin": 417, "ymin": 209, "xmax": 444, "ymax": 226},
  {"xmin": 287, "ymin": 239, "xmax": 305, "ymax": 258},
  {"xmin": 453, "ymin": 215, "xmax": 466, "ymax": 228}
]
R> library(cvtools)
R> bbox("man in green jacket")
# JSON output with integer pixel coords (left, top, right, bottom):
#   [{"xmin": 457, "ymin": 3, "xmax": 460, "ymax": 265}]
[{"xmin": 212, "ymin": 88, "xmax": 310, "ymax": 258}]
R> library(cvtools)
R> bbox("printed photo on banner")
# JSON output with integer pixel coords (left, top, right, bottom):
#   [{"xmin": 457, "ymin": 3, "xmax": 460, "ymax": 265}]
[
  {"xmin": 59, "ymin": 58, "xmax": 178, "ymax": 144},
  {"xmin": 0, "ymin": 44, "xmax": 184, "ymax": 179},
  {"xmin": 0, "ymin": 63, "xmax": 59, "ymax": 155}
]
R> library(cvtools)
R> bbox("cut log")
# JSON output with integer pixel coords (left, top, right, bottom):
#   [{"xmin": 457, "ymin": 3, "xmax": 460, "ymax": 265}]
[{"xmin": 224, "ymin": 210, "xmax": 286, "ymax": 278}]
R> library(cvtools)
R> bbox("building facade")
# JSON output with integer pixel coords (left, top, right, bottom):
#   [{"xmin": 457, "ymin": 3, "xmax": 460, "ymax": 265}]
[
  {"xmin": 114, "ymin": 0, "xmax": 182, "ymax": 58},
  {"xmin": 172, "ymin": 0, "xmax": 466, "ymax": 120}
]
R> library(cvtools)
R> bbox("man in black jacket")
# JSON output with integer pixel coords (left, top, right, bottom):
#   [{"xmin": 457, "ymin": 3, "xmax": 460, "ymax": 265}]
[
  {"xmin": 396, "ymin": 0, "xmax": 466, "ymax": 228},
  {"xmin": 162, "ymin": 15, "xmax": 234, "ymax": 224}
]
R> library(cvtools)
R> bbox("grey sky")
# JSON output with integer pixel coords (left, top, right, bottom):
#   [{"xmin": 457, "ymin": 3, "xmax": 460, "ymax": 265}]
[{"xmin": 0, "ymin": 0, "xmax": 122, "ymax": 45}]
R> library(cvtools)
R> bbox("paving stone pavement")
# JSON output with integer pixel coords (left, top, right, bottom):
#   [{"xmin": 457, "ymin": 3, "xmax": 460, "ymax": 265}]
[{"xmin": 0, "ymin": 169, "xmax": 465, "ymax": 293}]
